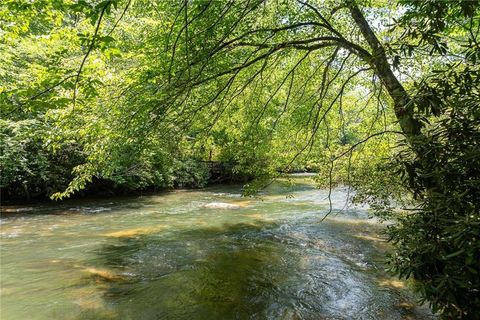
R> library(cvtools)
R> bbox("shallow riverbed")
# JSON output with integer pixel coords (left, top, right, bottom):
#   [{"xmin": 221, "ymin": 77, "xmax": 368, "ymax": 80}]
[{"xmin": 0, "ymin": 176, "xmax": 434, "ymax": 319}]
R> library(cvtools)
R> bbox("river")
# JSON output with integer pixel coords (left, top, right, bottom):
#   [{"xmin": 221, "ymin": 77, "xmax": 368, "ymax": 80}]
[{"xmin": 0, "ymin": 175, "xmax": 434, "ymax": 319}]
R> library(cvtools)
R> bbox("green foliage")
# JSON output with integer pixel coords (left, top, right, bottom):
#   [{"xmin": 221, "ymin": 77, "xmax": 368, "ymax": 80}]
[
  {"xmin": 386, "ymin": 66, "xmax": 480, "ymax": 319},
  {"xmin": 367, "ymin": 4, "xmax": 480, "ymax": 317},
  {"xmin": 0, "ymin": 118, "xmax": 83, "ymax": 199},
  {"xmin": 171, "ymin": 159, "xmax": 210, "ymax": 188},
  {"xmin": 1, "ymin": 1, "xmax": 479, "ymax": 318}
]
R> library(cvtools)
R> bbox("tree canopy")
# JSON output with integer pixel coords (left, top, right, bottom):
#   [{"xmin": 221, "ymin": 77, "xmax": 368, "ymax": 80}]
[{"xmin": 1, "ymin": 0, "xmax": 479, "ymax": 318}]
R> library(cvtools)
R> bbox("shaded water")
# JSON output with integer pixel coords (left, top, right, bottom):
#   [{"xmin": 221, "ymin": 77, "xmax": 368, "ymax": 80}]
[{"xmin": 1, "ymin": 176, "xmax": 434, "ymax": 319}]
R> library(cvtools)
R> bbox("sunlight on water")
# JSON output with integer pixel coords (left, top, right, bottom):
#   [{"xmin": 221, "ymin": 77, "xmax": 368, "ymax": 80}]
[{"xmin": 0, "ymin": 177, "xmax": 434, "ymax": 319}]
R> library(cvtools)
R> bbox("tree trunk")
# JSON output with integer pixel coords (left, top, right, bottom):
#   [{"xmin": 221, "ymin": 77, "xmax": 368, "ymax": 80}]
[
  {"xmin": 347, "ymin": 1, "xmax": 443, "ymax": 196},
  {"xmin": 347, "ymin": 1, "xmax": 423, "ymax": 138}
]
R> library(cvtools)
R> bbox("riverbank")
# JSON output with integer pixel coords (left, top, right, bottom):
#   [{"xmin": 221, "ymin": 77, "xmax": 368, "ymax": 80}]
[
  {"xmin": 1, "ymin": 165, "xmax": 318, "ymax": 206},
  {"xmin": 0, "ymin": 161, "xmax": 255, "ymax": 205}
]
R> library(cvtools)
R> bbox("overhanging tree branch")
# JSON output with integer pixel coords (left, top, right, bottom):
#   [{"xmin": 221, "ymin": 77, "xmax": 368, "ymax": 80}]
[{"xmin": 72, "ymin": 1, "xmax": 110, "ymax": 109}]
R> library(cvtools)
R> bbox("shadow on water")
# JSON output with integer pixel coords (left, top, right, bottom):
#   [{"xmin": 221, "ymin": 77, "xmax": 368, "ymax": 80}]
[
  {"xmin": 72, "ymin": 218, "xmax": 434, "ymax": 320},
  {"xmin": 77, "ymin": 221, "xmax": 305, "ymax": 319}
]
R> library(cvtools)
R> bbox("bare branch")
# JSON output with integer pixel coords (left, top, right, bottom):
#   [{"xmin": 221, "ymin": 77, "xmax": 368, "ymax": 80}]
[{"xmin": 106, "ymin": 0, "xmax": 131, "ymax": 37}]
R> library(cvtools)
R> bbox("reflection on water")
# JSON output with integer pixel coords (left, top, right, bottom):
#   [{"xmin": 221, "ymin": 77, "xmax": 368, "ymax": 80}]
[{"xmin": 1, "ymin": 177, "xmax": 434, "ymax": 319}]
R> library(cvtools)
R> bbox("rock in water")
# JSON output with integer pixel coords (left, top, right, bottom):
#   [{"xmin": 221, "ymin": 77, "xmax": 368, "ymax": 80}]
[
  {"xmin": 204, "ymin": 202, "xmax": 242, "ymax": 209},
  {"xmin": 83, "ymin": 267, "xmax": 126, "ymax": 282},
  {"xmin": 103, "ymin": 225, "xmax": 167, "ymax": 238}
]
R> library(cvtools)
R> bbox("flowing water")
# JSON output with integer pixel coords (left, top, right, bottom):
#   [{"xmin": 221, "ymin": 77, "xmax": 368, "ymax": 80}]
[{"xmin": 1, "ymin": 176, "xmax": 434, "ymax": 320}]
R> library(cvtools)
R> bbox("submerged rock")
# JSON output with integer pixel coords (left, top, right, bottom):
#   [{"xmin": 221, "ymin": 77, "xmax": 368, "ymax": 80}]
[
  {"xmin": 204, "ymin": 202, "xmax": 241, "ymax": 209},
  {"xmin": 204, "ymin": 202, "xmax": 248, "ymax": 209},
  {"xmin": 83, "ymin": 267, "xmax": 126, "ymax": 282},
  {"xmin": 378, "ymin": 278, "xmax": 406, "ymax": 289},
  {"xmin": 103, "ymin": 225, "xmax": 167, "ymax": 238}
]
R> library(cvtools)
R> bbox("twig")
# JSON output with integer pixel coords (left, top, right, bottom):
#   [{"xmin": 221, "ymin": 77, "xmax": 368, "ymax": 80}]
[{"xmin": 72, "ymin": 1, "xmax": 110, "ymax": 110}]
